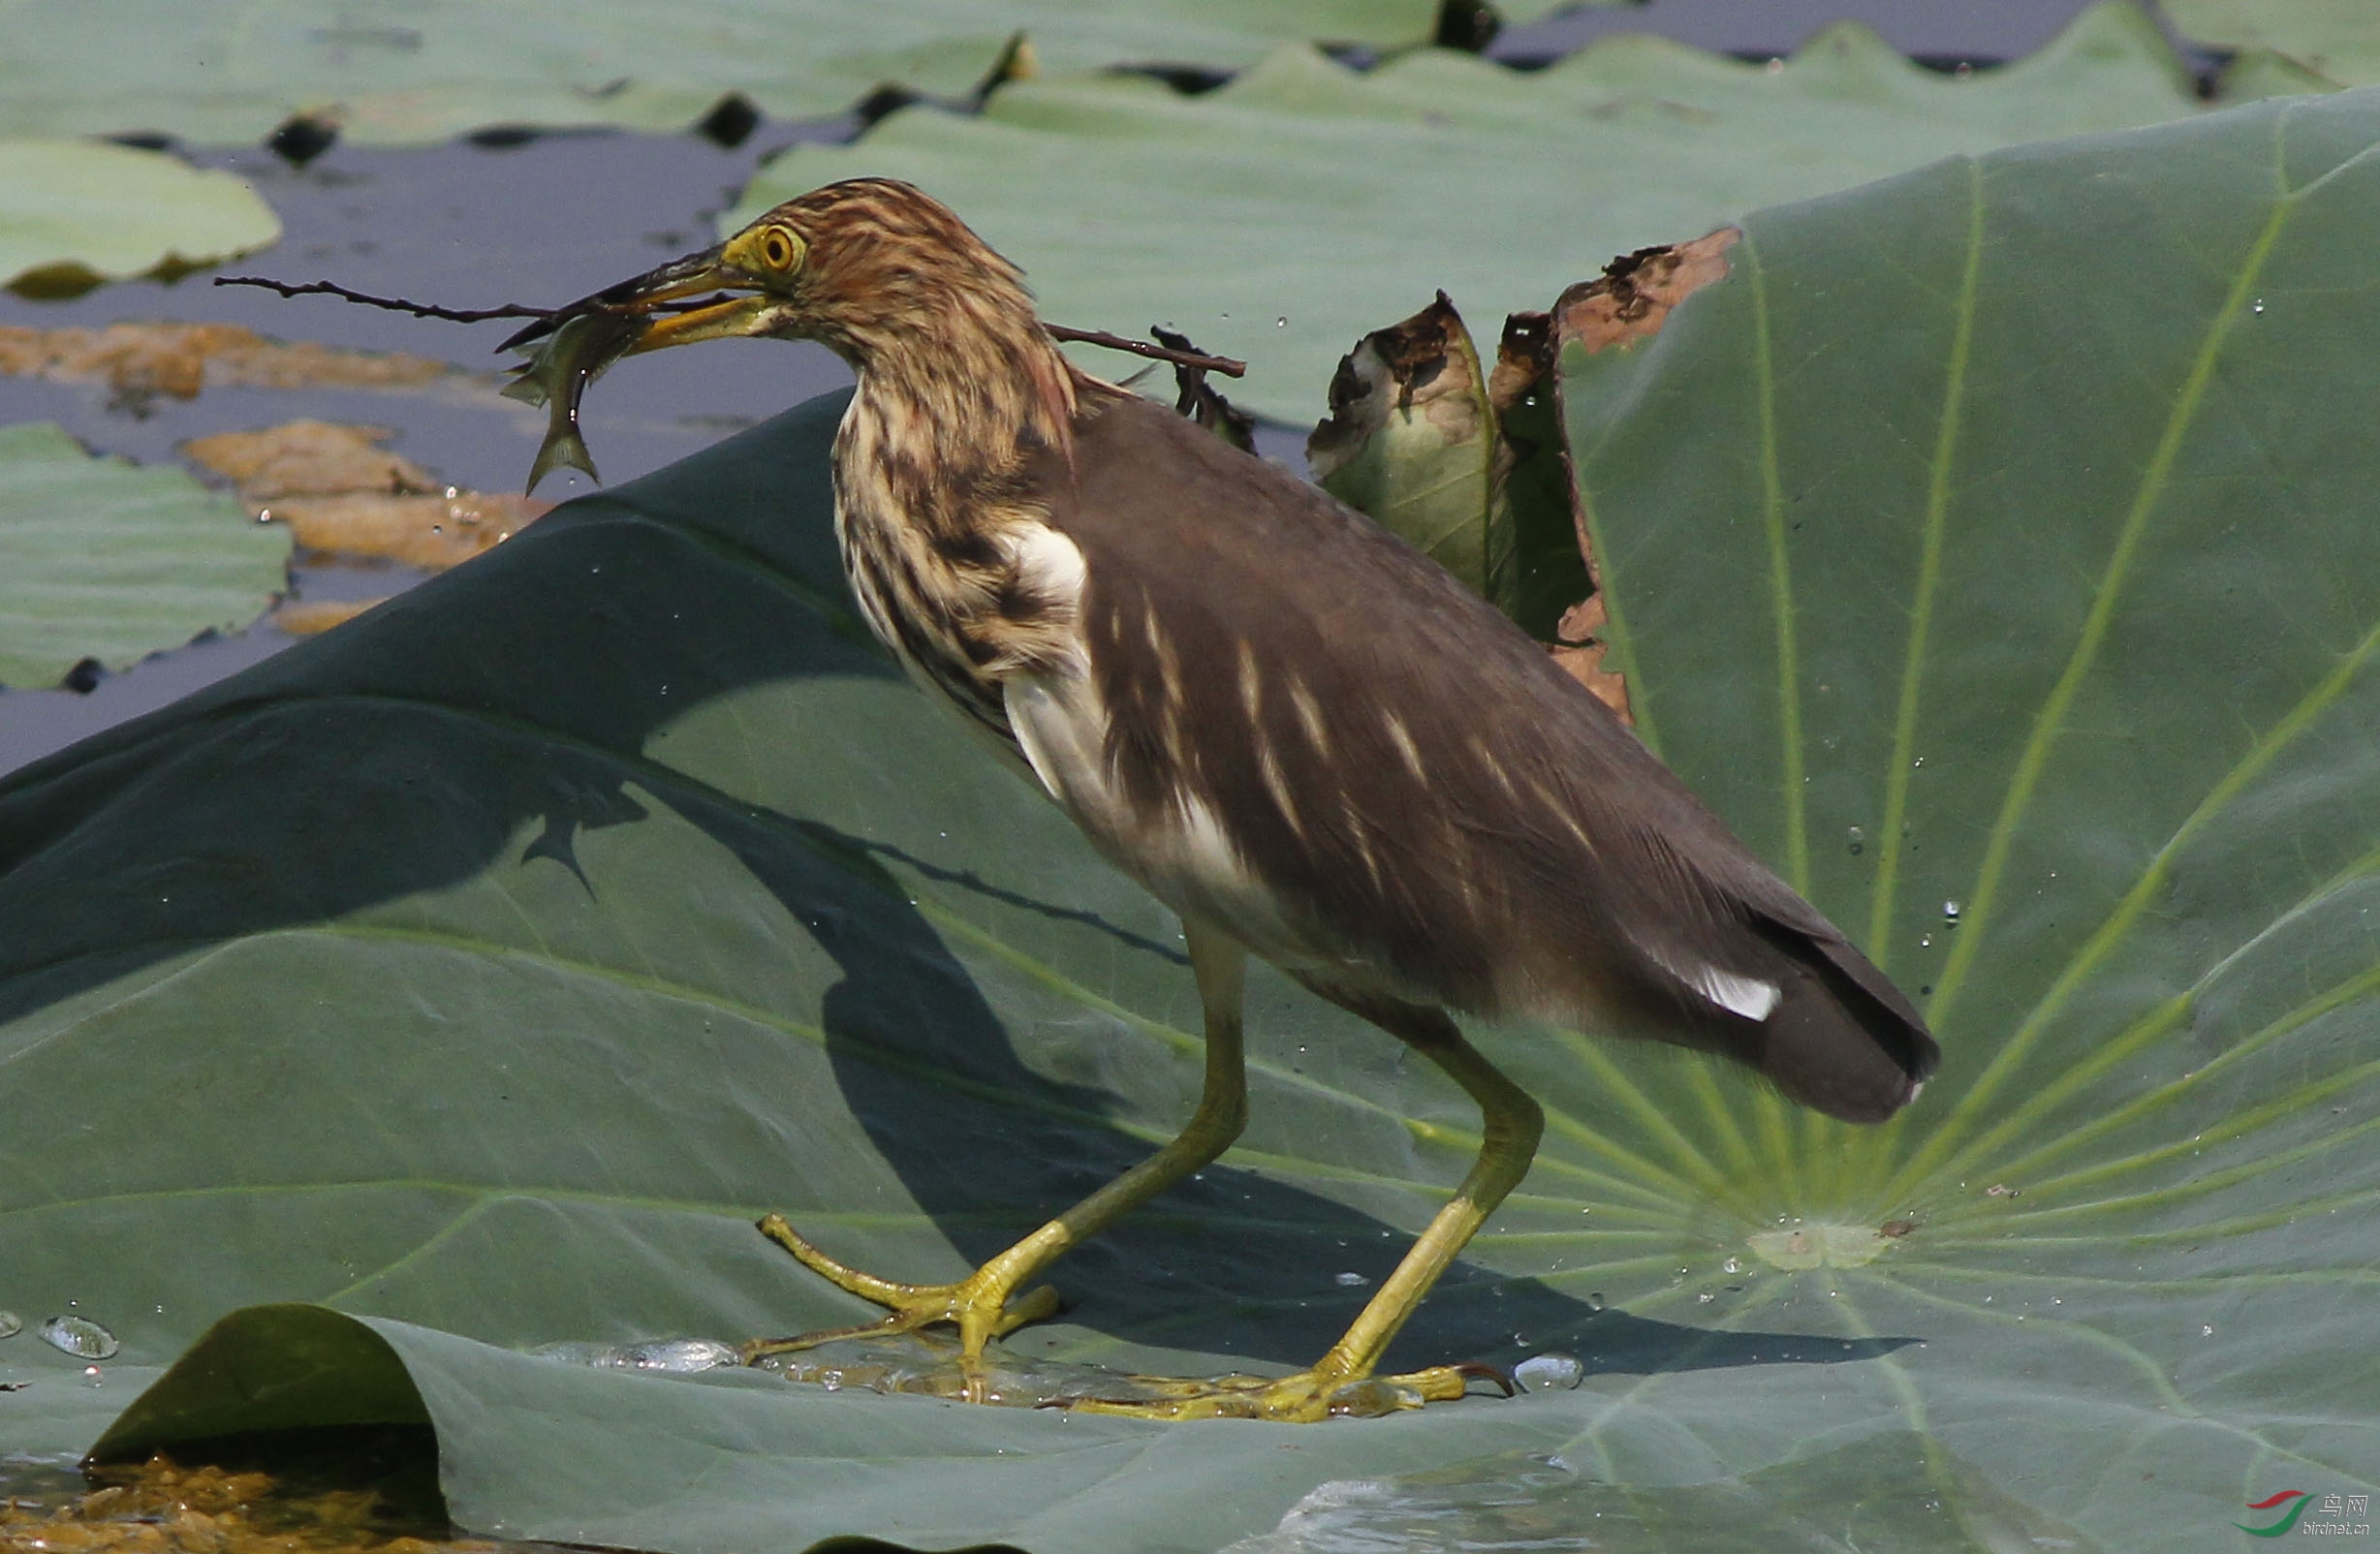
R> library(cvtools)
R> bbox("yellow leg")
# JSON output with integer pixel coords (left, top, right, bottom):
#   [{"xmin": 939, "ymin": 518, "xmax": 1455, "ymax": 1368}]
[
  {"xmin": 1070, "ymin": 992, "xmax": 1545, "ymax": 1421},
  {"xmin": 744, "ymin": 920, "xmax": 1252, "ymax": 1385}
]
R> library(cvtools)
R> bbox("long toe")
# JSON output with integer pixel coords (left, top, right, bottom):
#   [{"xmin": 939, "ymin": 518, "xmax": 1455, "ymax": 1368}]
[{"xmin": 1063, "ymin": 1363, "xmax": 1479, "ymax": 1422}]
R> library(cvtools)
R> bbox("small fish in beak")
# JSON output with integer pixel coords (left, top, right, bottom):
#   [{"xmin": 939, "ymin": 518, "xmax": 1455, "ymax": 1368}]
[
  {"xmin": 498, "ymin": 244, "xmax": 770, "ymax": 493},
  {"xmin": 501, "ymin": 309, "xmax": 649, "ymax": 492}
]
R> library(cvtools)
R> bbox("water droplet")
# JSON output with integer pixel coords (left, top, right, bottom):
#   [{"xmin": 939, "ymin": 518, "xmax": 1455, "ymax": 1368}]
[
  {"xmin": 0, "ymin": 1312, "xmax": 18, "ymax": 1339},
  {"xmin": 2251, "ymin": 298, "xmax": 2265, "ymax": 315},
  {"xmin": 1696, "ymin": 1290, "xmax": 1714, "ymax": 1304},
  {"xmin": 1846, "ymin": 824, "xmax": 1865, "ymax": 855},
  {"xmin": 1764, "ymin": 56, "xmax": 1785, "ymax": 74},
  {"xmin": 1586, "ymin": 1292, "xmax": 1607, "ymax": 1312},
  {"xmin": 1912, "ymin": 756, "xmax": 1926, "ymax": 768},
  {"xmin": 40, "ymin": 1316, "xmax": 118, "ymax": 1360},
  {"xmin": 1334, "ymin": 1271, "xmax": 1369, "ymax": 1288},
  {"xmin": 619, "ymin": 1338, "xmax": 740, "ymax": 1373},
  {"xmin": 444, "ymin": 485, "xmax": 459, "ymax": 500},
  {"xmin": 2202, "ymin": 1323, "xmax": 2214, "ymax": 1337},
  {"xmin": 1920, "ymin": 933, "xmax": 1933, "ymax": 948},
  {"xmin": 1513, "ymin": 1352, "xmax": 1584, "ymax": 1391},
  {"xmin": 431, "ymin": 523, "xmax": 443, "ymax": 534},
  {"xmin": 1942, "ymin": 900, "xmax": 1961, "ymax": 923},
  {"xmin": 1274, "ymin": 316, "xmax": 1287, "ymax": 328},
  {"xmin": 1722, "ymin": 1258, "xmax": 1742, "ymax": 1275}
]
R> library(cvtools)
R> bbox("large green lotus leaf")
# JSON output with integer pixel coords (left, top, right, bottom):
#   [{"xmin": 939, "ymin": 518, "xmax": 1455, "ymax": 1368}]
[
  {"xmin": 0, "ymin": 0, "xmax": 1579, "ymax": 148},
  {"xmin": 0, "ymin": 391, "xmax": 1671, "ymax": 1544},
  {"xmin": 1562, "ymin": 85, "xmax": 2380, "ymax": 1546},
  {"xmin": 0, "ymin": 139, "xmax": 280, "ymax": 293},
  {"xmin": 739, "ymin": 3, "xmax": 2226, "ymax": 423},
  {"xmin": 2170, "ymin": 0, "xmax": 2380, "ymax": 86},
  {"xmin": 10, "ymin": 89, "xmax": 2380, "ymax": 1554},
  {"xmin": 0, "ymin": 421, "xmax": 291, "ymax": 687}
]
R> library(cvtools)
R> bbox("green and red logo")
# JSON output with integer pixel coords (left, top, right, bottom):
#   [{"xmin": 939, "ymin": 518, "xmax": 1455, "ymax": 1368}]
[{"xmin": 2238, "ymin": 1491, "xmax": 2310, "ymax": 1538}]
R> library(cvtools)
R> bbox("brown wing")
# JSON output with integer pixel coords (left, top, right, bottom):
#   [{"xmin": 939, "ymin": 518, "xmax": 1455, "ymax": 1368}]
[{"xmin": 1034, "ymin": 386, "xmax": 1936, "ymax": 1123}]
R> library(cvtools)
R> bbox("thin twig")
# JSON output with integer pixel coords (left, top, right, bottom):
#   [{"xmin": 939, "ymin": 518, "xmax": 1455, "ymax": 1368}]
[
  {"xmin": 1046, "ymin": 324, "xmax": 1245, "ymax": 378},
  {"xmin": 217, "ymin": 273, "xmax": 1250, "ymax": 378},
  {"xmin": 213, "ymin": 275, "xmax": 554, "ymax": 324}
]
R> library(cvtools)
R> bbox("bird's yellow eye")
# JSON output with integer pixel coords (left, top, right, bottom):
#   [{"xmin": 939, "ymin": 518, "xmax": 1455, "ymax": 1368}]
[{"xmin": 757, "ymin": 225, "xmax": 803, "ymax": 273}]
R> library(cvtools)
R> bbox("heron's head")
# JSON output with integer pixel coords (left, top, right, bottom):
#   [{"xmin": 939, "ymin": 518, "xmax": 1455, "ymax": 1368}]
[{"xmin": 515, "ymin": 178, "xmax": 1046, "ymax": 371}]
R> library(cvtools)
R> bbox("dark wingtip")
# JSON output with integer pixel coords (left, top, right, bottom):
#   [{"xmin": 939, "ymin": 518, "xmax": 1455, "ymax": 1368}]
[{"xmin": 1753, "ymin": 924, "xmax": 1939, "ymax": 1125}]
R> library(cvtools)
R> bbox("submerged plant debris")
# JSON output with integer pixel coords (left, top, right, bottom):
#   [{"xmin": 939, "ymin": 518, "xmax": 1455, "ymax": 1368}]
[{"xmin": 0, "ymin": 1450, "xmax": 554, "ymax": 1554}]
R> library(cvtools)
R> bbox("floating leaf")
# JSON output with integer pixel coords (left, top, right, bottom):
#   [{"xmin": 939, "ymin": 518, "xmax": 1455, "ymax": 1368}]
[
  {"xmin": 0, "ymin": 140, "xmax": 278, "ymax": 295},
  {"xmin": 0, "ymin": 1, "xmax": 1580, "ymax": 147},
  {"xmin": 0, "ymin": 421, "xmax": 289, "ymax": 687},
  {"xmin": 743, "ymin": 4, "xmax": 2236, "ymax": 421}
]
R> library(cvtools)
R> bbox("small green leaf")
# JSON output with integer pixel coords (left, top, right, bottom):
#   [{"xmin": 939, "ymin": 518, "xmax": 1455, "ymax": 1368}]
[
  {"xmin": 0, "ymin": 421, "xmax": 289, "ymax": 687},
  {"xmin": 0, "ymin": 139, "xmax": 279, "ymax": 295}
]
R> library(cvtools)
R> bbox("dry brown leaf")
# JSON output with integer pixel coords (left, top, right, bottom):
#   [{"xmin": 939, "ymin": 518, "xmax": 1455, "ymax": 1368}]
[
  {"xmin": 179, "ymin": 420, "xmax": 548, "ymax": 571},
  {"xmin": 184, "ymin": 420, "xmax": 436, "ymax": 501},
  {"xmin": 1550, "ymin": 595, "xmax": 1630, "ymax": 723},
  {"xmin": 1552, "ymin": 228, "xmax": 1741, "ymax": 356},
  {"xmin": 0, "ymin": 323, "xmax": 458, "ymax": 402},
  {"xmin": 264, "ymin": 490, "xmax": 542, "ymax": 571},
  {"xmin": 272, "ymin": 599, "xmax": 383, "ymax": 636}
]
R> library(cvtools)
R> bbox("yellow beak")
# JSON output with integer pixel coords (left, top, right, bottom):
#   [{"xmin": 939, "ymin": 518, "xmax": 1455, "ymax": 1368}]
[{"xmin": 498, "ymin": 246, "xmax": 776, "ymax": 357}]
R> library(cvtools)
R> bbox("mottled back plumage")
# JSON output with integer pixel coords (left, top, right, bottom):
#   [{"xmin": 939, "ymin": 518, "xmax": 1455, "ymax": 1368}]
[{"xmin": 751, "ymin": 178, "xmax": 1934, "ymax": 1125}]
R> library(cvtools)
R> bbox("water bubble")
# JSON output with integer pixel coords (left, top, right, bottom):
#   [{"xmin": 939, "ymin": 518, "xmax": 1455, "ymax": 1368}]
[
  {"xmin": 1585, "ymin": 1292, "xmax": 1607, "ymax": 1312},
  {"xmin": 1275, "ymin": 316, "xmax": 1287, "ymax": 328},
  {"xmin": 618, "ymin": 1339, "xmax": 740, "ymax": 1373},
  {"xmin": 1328, "ymin": 1378, "xmax": 1425, "ymax": 1417},
  {"xmin": 1943, "ymin": 900, "xmax": 1961, "ymax": 923},
  {"xmin": 530, "ymin": 1341, "xmax": 618, "ymax": 1365},
  {"xmin": 1696, "ymin": 1291, "xmax": 1714, "ymax": 1304},
  {"xmin": 40, "ymin": 1316, "xmax": 118, "ymax": 1360},
  {"xmin": 2251, "ymin": 298, "xmax": 2265, "ymax": 315},
  {"xmin": 1722, "ymin": 1258, "xmax": 1742, "ymax": 1275},
  {"xmin": 0, "ymin": 1312, "xmax": 17, "ymax": 1338},
  {"xmin": 2202, "ymin": 1324, "xmax": 2214, "ymax": 1337},
  {"xmin": 1920, "ymin": 933, "xmax": 1933, "ymax": 948},
  {"xmin": 1334, "ymin": 1271, "xmax": 1370, "ymax": 1288},
  {"xmin": 1846, "ymin": 825, "xmax": 1865, "ymax": 855},
  {"xmin": 1513, "ymin": 1352, "xmax": 1584, "ymax": 1391},
  {"xmin": 1912, "ymin": 756, "xmax": 1926, "ymax": 768}
]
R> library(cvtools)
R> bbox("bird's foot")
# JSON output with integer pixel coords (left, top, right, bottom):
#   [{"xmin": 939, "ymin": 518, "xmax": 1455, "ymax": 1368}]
[
  {"xmin": 1059, "ymin": 1360, "xmax": 1507, "ymax": 1422},
  {"xmin": 738, "ymin": 1212, "xmax": 1061, "ymax": 1371}
]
